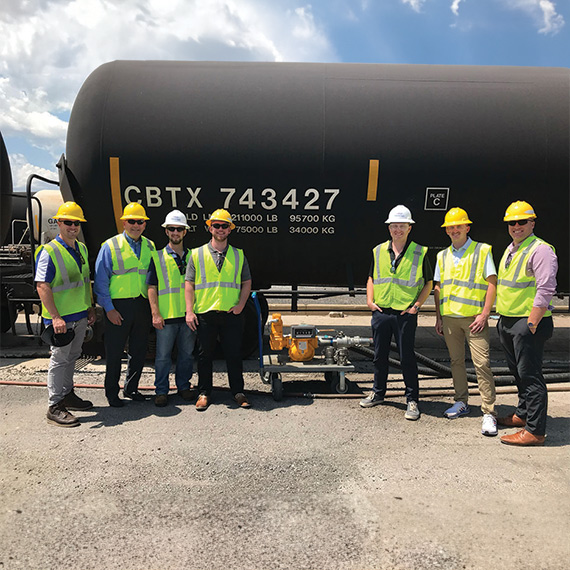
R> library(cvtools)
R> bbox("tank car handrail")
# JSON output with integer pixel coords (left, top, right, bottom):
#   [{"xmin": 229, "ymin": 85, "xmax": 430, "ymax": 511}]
[{"xmin": 25, "ymin": 174, "xmax": 59, "ymax": 273}]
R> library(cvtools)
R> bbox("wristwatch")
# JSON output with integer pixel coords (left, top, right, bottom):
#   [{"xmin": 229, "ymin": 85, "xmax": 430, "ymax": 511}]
[{"xmin": 527, "ymin": 321, "xmax": 537, "ymax": 329}]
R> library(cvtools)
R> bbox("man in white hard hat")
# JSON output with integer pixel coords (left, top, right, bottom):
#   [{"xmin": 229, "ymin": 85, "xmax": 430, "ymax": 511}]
[
  {"xmin": 147, "ymin": 210, "xmax": 196, "ymax": 407},
  {"xmin": 94, "ymin": 202, "xmax": 156, "ymax": 407},
  {"xmin": 35, "ymin": 202, "xmax": 96, "ymax": 427},
  {"xmin": 496, "ymin": 200, "xmax": 558, "ymax": 446},
  {"xmin": 434, "ymin": 207, "xmax": 498, "ymax": 436},
  {"xmin": 185, "ymin": 209, "xmax": 252, "ymax": 411},
  {"xmin": 360, "ymin": 205, "xmax": 433, "ymax": 421}
]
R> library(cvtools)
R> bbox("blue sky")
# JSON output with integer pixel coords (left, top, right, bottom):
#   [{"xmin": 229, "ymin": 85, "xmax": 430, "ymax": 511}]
[{"xmin": 1, "ymin": 0, "xmax": 568, "ymax": 191}]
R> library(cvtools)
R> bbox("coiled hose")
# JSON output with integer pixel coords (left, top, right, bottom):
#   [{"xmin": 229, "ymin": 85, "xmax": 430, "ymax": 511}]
[{"xmin": 350, "ymin": 343, "xmax": 570, "ymax": 385}]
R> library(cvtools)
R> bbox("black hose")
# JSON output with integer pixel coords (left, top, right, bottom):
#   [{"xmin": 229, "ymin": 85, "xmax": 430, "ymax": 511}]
[{"xmin": 350, "ymin": 345, "xmax": 570, "ymax": 384}]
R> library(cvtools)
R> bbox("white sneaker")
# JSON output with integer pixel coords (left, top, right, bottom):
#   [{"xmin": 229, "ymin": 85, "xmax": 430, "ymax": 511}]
[
  {"xmin": 404, "ymin": 400, "xmax": 420, "ymax": 421},
  {"xmin": 481, "ymin": 414, "xmax": 498, "ymax": 436}
]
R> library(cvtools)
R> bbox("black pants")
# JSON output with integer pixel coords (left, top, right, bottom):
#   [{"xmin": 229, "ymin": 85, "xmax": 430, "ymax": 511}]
[
  {"xmin": 497, "ymin": 315, "xmax": 553, "ymax": 436},
  {"xmin": 104, "ymin": 296, "xmax": 151, "ymax": 400},
  {"xmin": 371, "ymin": 309, "xmax": 419, "ymax": 402},
  {"xmin": 196, "ymin": 311, "xmax": 244, "ymax": 396}
]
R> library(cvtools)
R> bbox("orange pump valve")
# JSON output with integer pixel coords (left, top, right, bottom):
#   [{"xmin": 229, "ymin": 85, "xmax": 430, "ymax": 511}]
[{"xmin": 269, "ymin": 313, "xmax": 287, "ymax": 351}]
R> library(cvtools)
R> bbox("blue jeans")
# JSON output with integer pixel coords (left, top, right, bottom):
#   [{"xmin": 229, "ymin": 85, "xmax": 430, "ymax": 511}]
[{"xmin": 154, "ymin": 322, "xmax": 196, "ymax": 395}]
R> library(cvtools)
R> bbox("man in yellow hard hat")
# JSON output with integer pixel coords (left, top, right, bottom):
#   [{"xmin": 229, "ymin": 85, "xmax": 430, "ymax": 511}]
[
  {"xmin": 185, "ymin": 209, "xmax": 252, "ymax": 411},
  {"xmin": 434, "ymin": 207, "xmax": 498, "ymax": 436},
  {"xmin": 496, "ymin": 201, "xmax": 558, "ymax": 446},
  {"xmin": 94, "ymin": 202, "xmax": 156, "ymax": 407},
  {"xmin": 35, "ymin": 202, "xmax": 96, "ymax": 427}
]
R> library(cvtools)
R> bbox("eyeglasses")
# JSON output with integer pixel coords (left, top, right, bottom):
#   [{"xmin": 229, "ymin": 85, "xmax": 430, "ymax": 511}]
[
  {"xmin": 62, "ymin": 220, "xmax": 81, "ymax": 227},
  {"xmin": 126, "ymin": 219, "xmax": 146, "ymax": 225},
  {"xmin": 508, "ymin": 220, "xmax": 529, "ymax": 227},
  {"xmin": 211, "ymin": 223, "xmax": 230, "ymax": 229},
  {"xmin": 166, "ymin": 226, "xmax": 184, "ymax": 232}
]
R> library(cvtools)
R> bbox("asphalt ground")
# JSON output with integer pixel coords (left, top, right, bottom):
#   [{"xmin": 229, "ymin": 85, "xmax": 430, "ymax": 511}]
[{"xmin": 1, "ymin": 312, "xmax": 569, "ymax": 570}]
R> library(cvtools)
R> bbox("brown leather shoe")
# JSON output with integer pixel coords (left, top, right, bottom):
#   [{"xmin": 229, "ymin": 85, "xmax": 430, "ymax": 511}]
[
  {"xmin": 500, "ymin": 429, "xmax": 545, "ymax": 446},
  {"xmin": 196, "ymin": 394, "xmax": 209, "ymax": 411},
  {"xmin": 47, "ymin": 403, "xmax": 80, "ymax": 427},
  {"xmin": 497, "ymin": 413, "xmax": 526, "ymax": 428},
  {"xmin": 62, "ymin": 389, "xmax": 93, "ymax": 411},
  {"xmin": 234, "ymin": 392, "xmax": 251, "ymax": 409}
]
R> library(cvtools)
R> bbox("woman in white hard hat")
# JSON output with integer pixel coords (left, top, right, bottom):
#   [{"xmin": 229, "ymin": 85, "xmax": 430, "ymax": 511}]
[{"xmin": 360, "ymin": 205, "xmax": 433, "ymax": 421}]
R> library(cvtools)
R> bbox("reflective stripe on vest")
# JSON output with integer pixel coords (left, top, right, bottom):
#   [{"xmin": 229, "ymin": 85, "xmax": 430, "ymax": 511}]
[
  {"xmin": 107, "ymin": 234, "xmax": 155, "ymax": 299},
  {"xmin": 437, "ymin": 241, "xmax": 491, "ymax": 316},
  {"xmin": 39, "ymin": 240, "xmax": 91, "ymax": 319},
  {"xmin": 193, "ymin": 245, "xmax": 243, "ymax": 313},
  {"xmin": 497, "ymin": 235, "xmax": 554, "ymax": 317},
  {"xmin": 155, "ymin": 248, "xmax": 188, "ymax": 319},
  {"xmin": 372, "ymin": 241, "xmax": 427, "ymax": 311}
]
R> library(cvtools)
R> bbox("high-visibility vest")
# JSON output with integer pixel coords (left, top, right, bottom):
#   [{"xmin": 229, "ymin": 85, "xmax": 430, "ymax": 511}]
[
  {"xmin": 104, "ymin": 233, "xmax": 155, "ymax": 299},
  {"xmin": 437, "ymin": 241, "xmax": 492, "ymax": 317},
  {"xmin": 497, "ymin": 235, "xmax": 555, "ymax": 317},
  {"xmin": 372, "ymin": 240, "xmax": 427, "ymax": 311},
  {"xmin": 153, "ymin": 248, "xmax": 189, "ymax": 319},
  {"xmin": 192, "ymin": 244, "xmax": 244, "ymax": 313},
  {"xmin": 37, "ymin": 239, "xmax": 91, "ymax": 319}
]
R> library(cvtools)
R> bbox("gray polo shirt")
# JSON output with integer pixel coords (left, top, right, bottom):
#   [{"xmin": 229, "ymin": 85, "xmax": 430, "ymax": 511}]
[{"xmin": 185, "ymin": 242, "xmax": 251, "ymax": 283}]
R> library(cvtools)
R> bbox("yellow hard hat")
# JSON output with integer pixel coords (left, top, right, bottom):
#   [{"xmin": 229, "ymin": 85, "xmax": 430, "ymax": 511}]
[
  {"xmin": 120, "ymin": 202, "xmax": 149, "ymax": 220},
  {"xmin": 206, "ymin": 208, "xmax": 235, "ymax": 230},
  {"xmin": 441, "ymin": 207, "xmax": 473, "ymax": 227},
  {"xmin": 503, "ymin": 200, "xmax": 536, "ymax": 222},
  {"xmin": 53, "ymin": 201, "xmax": 86, "ymax": 222}
]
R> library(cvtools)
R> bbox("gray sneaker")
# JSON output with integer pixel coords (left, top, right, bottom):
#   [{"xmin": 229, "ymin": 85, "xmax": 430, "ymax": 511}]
[
  {"xmin": 359, "ymin": 392, "xmax": 385, "ymax": 408},
  {"xmin": 404, "ymin": 400, "xmax": 420, "ymax": 421}
]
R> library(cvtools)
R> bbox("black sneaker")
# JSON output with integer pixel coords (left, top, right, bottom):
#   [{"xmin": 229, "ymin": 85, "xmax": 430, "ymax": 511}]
[
  {"xmin": 47, "ymin": 403, "xmax": 80, "ymax": 427},
  {"xmin": 123, "ymin": 391, "xmax": 147, "ymax": 402},
  {"xmin": 61, "ymin": 389, "xmax": 93, "ymax": 411}
]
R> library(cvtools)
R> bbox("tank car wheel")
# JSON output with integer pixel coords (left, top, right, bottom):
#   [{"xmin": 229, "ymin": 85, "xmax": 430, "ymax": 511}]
[{"xmin": 271, "ymin": 372, "xmax": 283, "ymax": 401}]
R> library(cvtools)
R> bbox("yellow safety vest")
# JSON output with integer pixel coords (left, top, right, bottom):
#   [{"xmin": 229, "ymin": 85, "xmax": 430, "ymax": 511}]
[
  {"xmin": 153, "ymin": 248, "xmax": 189, "ymax": 319},
  {"xmin": 372, "ymin": 241, "xmax": 427, "ymax": 311},
  {"xmin": 192, "ymin": 244, "xmax": 244, "ymax": 313},
  {"xmin": 105, "ymin": 233, "xmax": 155, "ymax": 299},
  {"xmin": 437, "ymin": 241, "xmax": 492, "ymax": 317},
  {"xmin": 37, "ymin": 239, "xmax": 91, "ymax": 319},
  {"xmin": 497, "ymin": 235, "xmax": 554, "ymax": 318}
]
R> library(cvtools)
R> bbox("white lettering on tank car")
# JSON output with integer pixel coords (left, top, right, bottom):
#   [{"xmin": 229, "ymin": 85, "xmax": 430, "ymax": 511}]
[{"xmin": 186, "ymin": 187, "xmax": 203, "ymax": 208}]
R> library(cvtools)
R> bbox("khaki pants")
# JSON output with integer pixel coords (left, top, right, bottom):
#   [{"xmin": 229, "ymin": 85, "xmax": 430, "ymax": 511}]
[{"xmin": 442, "ymin": 316, "xmax": 496, "ymax": 415}]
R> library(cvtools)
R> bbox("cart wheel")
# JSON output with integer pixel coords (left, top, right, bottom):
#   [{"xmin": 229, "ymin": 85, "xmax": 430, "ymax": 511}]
[
  {"xmin": 328, "ymin": 371, "xmax": 349, "ymax": 394},
  {"xmin": 271, "ymin": 372, "xmax": 283, "ymax": 401}
]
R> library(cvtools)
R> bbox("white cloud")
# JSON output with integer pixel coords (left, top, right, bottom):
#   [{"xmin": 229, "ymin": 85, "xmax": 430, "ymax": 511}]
[
  {"xmin": 502, "ymin": 0, "xmax": 565, "ymax": 34},
  {"xmin": 0, "ymin": 0, "xmax": 337, "ymax": 187},
  {"xmin": 401, "ymin": 0, "xmax": 427, "ymax": 12},
  {"xmin": 451, "ymin": 0, "xmax": 464, "ymax": 17},
  {"xmin": 10, "ymin": 153, "xmax": 58, "ymax": 192}
]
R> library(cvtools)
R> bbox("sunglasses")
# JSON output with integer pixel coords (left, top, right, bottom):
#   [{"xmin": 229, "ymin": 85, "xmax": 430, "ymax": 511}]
[
  {"xmin": 166, "ymin": 226, "xmax": 184, "ymax": 232},
  {"xmin": 62, "ymin": 220, "xmax": 81, "ymax": 227},
  {"xmin": 211, "ymin": 223, "xmax": 230, "ymax": 229},
  {"xmin": 508, "ymin": 219, "xmax": 529, "ymax": 227},
  {"xmin": 126, "ymin": 219, "xmax": 146, "ymax": 225}
]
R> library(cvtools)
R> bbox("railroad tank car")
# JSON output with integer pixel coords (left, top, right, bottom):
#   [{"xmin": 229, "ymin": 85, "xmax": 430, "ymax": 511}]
[
  {"xmin": 0, "ymin": 131, "xmax": 13, "ymax": 245},
  {"xmin": 61, "ymin": 61, "xmax": 569, "ymax": 293}
]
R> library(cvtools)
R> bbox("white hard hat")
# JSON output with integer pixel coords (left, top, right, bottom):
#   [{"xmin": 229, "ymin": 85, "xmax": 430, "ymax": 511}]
[
  {"xmin": 162, "ymin": 210, "xmax": 189, "ymax": 228},
  {"xmin": 385, "ymin": 205, "xmax": 415, "ymax": 224}
]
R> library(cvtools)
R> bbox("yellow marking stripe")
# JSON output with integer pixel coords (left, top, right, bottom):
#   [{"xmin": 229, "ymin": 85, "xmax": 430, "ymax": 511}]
[
  {"xmin": 367, "ymin": 159, "xmax": 379, "ymax": 201},
  {"xmin": 109, "ymin": 157, "xmax": 123, "ymax": 234}
]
